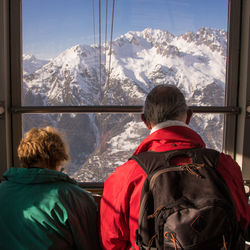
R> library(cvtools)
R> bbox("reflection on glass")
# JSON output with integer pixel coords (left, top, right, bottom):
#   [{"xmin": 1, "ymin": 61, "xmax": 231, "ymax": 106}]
[
  {"xmin": 23, "ymin": 113, "xmax": 224, "ymax": 182},
  {"xmin": 22, "ymin": 0, "xmax": 228, "ymax": 106}
]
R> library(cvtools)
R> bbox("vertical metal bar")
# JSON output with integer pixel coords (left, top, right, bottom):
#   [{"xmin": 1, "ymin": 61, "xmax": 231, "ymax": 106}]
[
  {"xmin": 223, "ymin": 0, "xmax": 242, "ymax": 157},
  {"xmin": 237, "ymin": 0, "xmax": 250, "ymax": 180},
  {"xmin": 10, "ymin": 0, "xmax": 23, "ymax": 168},
  {"xmin": 0, "ymin": 0, "xmax": 12, "ymax": 178}
]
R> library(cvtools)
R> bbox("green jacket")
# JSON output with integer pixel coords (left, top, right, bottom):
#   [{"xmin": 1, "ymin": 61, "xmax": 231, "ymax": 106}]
[{"xmin": 0, "ymin": 167, "xmax": 100, "ymax": 250}]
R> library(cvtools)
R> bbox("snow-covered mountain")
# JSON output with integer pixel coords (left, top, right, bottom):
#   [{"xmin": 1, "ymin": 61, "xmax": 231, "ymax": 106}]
[
  {"xmin": 23, "ymin": 27, "xmax": 227, "ymax": 181},
  {"xmin": 23, "ymin": 54, "xmax": 49, "ymax": 75}
]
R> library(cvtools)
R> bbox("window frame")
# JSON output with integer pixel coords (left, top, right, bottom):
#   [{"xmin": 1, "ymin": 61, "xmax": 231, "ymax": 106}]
[{"xmin": 1, "ymin": 0, "xmax": 249, "ymax": 184}]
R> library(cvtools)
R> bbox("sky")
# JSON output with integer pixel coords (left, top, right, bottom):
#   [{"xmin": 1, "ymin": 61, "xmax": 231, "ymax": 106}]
[{"xmin": 22, "ymin": 0, "xmax": 228, "ymax": 59}]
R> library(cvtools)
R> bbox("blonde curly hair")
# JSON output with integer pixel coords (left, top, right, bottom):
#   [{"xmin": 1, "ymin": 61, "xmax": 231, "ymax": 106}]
[{"xmin": 17, "ymin": 127, "xmax": 69, "ymax": 169}]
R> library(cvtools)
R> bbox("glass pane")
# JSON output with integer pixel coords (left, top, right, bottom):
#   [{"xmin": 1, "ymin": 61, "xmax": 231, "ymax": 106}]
[
  {"xmin": 22, "ymin": 0, "xmax": 228, "ymax": 106},
  {"xmin": 191, "ymin": 113, "xmax": 224, "ymax": 151},
  {"xmin": 22, "ymin": 113, "xmax": 224, "ymax": 182}
]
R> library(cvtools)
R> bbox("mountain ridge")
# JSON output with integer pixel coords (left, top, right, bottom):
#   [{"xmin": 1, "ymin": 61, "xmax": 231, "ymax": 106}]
[{"xmin": 23, "ymin": 27, "xmax": 226, "ymax": 181}]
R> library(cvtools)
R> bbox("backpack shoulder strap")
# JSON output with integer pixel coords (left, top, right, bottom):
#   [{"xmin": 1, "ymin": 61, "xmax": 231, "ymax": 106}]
[{"xmin": 131, "ymin": 148, "xmax": 220, "ymax": 175}]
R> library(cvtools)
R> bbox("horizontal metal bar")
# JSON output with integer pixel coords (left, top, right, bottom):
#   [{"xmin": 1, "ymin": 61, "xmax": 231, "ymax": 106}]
[
  {"xmin": 11, "ymin": 106, "xmax": 240, "ymax": 114},
  {"xmin": 190, "ymin": 106, "xmax": 240, "ymax": 114},
  {"xmin": 11, "ymin": 106, "xmax": 143, "ymax": 113},
  {"xmin": 78, "ymin": 182, "xmax": 104, "ymax": 189}
]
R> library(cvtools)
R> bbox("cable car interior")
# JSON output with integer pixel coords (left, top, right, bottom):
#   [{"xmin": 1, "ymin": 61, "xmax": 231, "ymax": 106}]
[{"xmin": 0, "ymin": 0, "xmax": 250, "ymax": 246}]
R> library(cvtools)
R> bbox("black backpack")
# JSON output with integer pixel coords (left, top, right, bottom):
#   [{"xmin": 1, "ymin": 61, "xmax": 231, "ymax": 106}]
[{"xmin": 132, "ymin": 148, "xmax": 244, "ymax": 250}]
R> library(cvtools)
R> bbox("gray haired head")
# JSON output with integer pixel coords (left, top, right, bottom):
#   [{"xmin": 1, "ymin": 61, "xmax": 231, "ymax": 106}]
[{"xmin": 143, "ymin": 84, "xmax": 187, "ymax": 125}]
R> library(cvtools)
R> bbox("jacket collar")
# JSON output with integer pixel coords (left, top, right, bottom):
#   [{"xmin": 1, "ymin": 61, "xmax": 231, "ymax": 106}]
[
  {"xmin": 150, "ymin": 120, "xmax": 190, "ymax": 134},
  {"xmin": 3, "ymin": 167, "xmax": 76, "ymax": 184},
  {"xmin": 134, "ymin": 125, "xmax": 206, "ymax": 155}
]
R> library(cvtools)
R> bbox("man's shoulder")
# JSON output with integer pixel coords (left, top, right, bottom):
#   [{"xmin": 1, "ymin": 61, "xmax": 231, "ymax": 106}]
[
  {"xmin": 216, "ymin": 152, "xmax": 244, "ymax": 181},
  {"xmin": 217, "ymin": 152, "xmax": 240, "ymax": 168},
  {"xmin": 116, "ymin": 158, "xmax": 146, "ymax": 176},
  {"xmin": 105, "ymin": 158, "xmax": 147, "ymax": 187}
]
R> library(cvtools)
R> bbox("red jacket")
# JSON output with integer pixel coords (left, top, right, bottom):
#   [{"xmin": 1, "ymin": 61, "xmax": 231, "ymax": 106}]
[{"xmin": 100, "ymin": 125, "xmax": 250, "ymax": 250}]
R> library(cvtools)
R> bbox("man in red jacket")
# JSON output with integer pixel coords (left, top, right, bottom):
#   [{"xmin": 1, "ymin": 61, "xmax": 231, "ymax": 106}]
[{"xmin": 100, "ymin": 84, "xmax": 250, "ymax": 249}]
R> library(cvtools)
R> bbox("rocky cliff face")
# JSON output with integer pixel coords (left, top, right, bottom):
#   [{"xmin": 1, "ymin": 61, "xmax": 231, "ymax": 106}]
[{"xmin": 23, "ymin": 27, "xmax": 227, "ymax": 181}]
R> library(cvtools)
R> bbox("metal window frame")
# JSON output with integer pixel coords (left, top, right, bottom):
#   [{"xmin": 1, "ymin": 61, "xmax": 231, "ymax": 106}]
[
  {"xmin": 1, "ymin": 0, "xmax": 249, "ymax": 182},
  {"xmin": 0, "ymin": 0, "xmax": 12, "ymax": 177},
  {"xmin": 11, "ymin": 106, "xmax": 240, "ymax": 114},
  {"xmin": 223, "ymin": 0, "xmax": 242, "ymax": 157},
  {"xmin": 234, "ymin": 0, "xmax": 250, "ymax": 182},
  {"xmin": 9, "ymin": 0, "xmax": 23, "ymax": 168}
]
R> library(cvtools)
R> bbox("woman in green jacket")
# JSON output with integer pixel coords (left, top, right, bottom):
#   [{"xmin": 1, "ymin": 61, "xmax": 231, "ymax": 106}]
[{"xmin": 0, "ymin": 127, "xmax": 100, "ymax": 250}]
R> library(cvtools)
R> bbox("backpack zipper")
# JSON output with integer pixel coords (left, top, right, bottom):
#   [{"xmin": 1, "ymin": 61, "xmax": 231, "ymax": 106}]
[{"xmin": 149, "ymin": 163, "xmax": 204, "ymax": 190}]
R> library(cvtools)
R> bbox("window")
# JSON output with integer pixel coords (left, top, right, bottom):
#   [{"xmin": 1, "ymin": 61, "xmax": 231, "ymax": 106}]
[
  {"xmin": 3, "ymin": 0, "xmax": 245, "ymax": 182},
  {"xmin": 22, "ymin": 0, "xmax": 228, "ymax": 104}
]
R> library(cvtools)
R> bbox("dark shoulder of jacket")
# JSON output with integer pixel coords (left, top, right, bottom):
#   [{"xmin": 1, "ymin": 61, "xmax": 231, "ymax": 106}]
[{"xmin": 58, "ymin": 182, "xmax": 97, "ymax": 209}]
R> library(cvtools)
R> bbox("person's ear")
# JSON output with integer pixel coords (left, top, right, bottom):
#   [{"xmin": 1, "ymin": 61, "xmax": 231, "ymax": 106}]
[
  {"xmin": 185, "ymin": 108, "xmax": 193, "ymax": 125},
  {"xmin": 141, "ymin": 114, "xmax": 152, "ymax": 130}
]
